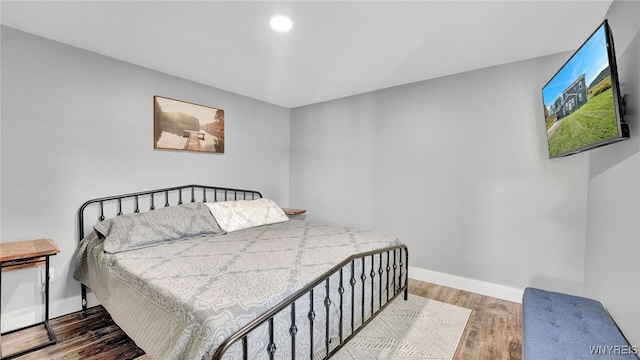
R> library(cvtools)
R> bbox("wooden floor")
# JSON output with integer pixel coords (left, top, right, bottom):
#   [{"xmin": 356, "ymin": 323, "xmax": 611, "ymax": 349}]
[
  {"xmin": 1, "ymin": 279, "xmax": 522, "ymax": 360},
  {"xmin": 408, "ymin": 279, "xmax": 522, "ymax": 360}
]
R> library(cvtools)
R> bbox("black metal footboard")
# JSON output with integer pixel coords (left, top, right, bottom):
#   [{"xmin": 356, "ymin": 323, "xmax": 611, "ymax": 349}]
[{"xmin": 212, "ymin": 244, "xmax": 409, "ymax": 360}]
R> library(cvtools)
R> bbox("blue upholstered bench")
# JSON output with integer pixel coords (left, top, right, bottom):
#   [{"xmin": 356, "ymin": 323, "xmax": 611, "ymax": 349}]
[{"xmin": 522, "ymin": 287, "xmax": 638, "ymax": 359}]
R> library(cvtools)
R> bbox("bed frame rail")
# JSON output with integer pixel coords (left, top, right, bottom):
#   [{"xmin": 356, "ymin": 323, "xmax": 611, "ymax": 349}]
[
  {"xmin": 212, "ymin": 244, "xmax": 409, "ymax": 360},
  {"xmin": 77, "ymin": 184, "xmax": 262, "ymax": 310}
]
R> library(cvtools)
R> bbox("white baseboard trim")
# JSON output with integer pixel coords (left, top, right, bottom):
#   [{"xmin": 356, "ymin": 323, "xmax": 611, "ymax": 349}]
[
  {"xmin": 409, "ymin": 266, "xmax": 524, "ymax": 303},
  {"xmin": 3, "ymin": 268, "xmax": 522, "ymax": 331},
  {"xmin": 1, "ymin": 296, "xmax": 82, "ymax": 333}
]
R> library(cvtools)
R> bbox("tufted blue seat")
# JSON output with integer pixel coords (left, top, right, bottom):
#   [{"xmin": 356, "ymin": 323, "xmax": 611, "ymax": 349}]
[{"xmin": 522, "ymin": 287, "xmax": 638, "ymax": 360}]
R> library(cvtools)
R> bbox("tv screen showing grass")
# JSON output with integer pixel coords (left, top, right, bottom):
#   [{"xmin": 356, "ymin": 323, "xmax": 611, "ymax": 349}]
[{"xmin": 542, "ymin": 22, "xmax": 622, "ymax": 158}]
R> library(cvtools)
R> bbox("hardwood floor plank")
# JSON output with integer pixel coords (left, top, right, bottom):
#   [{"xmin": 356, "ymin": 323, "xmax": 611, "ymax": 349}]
[{"xmin": 2, "ymin": 279, "xmax": 522, "ymax": 359}]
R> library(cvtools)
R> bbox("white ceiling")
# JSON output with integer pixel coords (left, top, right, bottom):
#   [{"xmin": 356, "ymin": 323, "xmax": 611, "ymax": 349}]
[{"xmin": 1, "ymin": 1, "xmax": 614, "ymax": 108}]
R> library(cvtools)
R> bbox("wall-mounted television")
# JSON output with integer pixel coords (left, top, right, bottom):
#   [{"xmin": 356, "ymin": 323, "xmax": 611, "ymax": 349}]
[{"xmin": 542, "ymin": 19, "xmax": 629, "ymax": 159}]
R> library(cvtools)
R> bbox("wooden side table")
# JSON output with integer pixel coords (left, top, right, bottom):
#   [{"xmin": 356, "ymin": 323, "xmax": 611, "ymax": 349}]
[
  {"xmin": 282, "ymin": 208, "xmax": 306, "ymax": 216},
  {"xmin": 0, "ymin": 238, "xmax": 60, "ymax": 360}
]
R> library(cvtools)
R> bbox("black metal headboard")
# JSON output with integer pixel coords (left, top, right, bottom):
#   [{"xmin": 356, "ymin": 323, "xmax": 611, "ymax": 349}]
[
  {"xmin": 78, "ymin": 184, "xmax": 262, "ymax": 240},
  {"xmin": 77, "ymin": 184, "xmax": 262, "ymax": 309}
]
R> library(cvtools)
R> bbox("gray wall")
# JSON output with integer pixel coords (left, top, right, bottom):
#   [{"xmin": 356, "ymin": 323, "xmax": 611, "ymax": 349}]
[
  {"xmin": 0, "ymin": 26, "xmax": 290, "ymax": 330},
  {"xmin": 584, "ymin": 0, "xmax": 640, "ymax": 346},
  {"xmin": 290, "ymin": 52, "xmax": 591, "ymax": 294}
]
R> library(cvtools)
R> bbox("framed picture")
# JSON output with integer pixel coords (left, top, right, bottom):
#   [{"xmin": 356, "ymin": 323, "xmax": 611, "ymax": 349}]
[{"xmin": 154, "ymin": 96, "xmax": 225, "ymax": 153}]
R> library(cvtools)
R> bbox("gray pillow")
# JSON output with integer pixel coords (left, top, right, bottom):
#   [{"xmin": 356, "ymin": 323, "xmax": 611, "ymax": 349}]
[{"xmin": 95, "ymin": 202, "xmax": 224, "ymax": 253}]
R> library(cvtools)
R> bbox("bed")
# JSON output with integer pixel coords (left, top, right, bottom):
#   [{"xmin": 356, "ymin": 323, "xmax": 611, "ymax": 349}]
[{"xmin": 73, "ymin": 185, "xmax": 408, "ymax": 360}]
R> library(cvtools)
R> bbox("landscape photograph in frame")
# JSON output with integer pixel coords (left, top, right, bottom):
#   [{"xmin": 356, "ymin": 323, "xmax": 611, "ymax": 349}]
[{"xmin": 154, "ymin": 96, "xmax": 225, "ymax": 153}]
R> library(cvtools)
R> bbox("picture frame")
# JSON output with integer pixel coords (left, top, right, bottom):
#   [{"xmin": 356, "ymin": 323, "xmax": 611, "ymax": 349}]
[{"xmin": 154, "ymin": 96, "xmax": 225, "ymax": 153}]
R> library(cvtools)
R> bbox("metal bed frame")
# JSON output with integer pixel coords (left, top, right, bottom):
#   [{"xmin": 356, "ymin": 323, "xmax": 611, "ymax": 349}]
[{"xmin": 76, "ymin": 184, "xmax": 408, "ymax": 359}]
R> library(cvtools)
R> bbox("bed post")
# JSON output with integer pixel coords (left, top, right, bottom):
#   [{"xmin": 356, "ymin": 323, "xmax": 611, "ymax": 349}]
[
  {"xmin": 404, "ymin": 247, "xmax": 409, "ymax": 300},
  {"xmin": 81, "ymin": 284, "xmax": 88, "ymax": 311},
  {"xmin": 78, "ymin": 200, "xmax": 89, "ymax": 312}
]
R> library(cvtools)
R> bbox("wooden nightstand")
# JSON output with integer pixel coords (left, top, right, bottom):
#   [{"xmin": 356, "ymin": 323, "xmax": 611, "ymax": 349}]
[
  {"xmin": 1, "ymin": 238, "xmax": 60, "ymax": 360},
  {"xmin": 282, "ymin": 208, "xmax": 306, "ymax": 216}
]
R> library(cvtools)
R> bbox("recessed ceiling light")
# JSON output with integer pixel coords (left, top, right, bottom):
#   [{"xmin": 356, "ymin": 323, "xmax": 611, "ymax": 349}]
[{"xmin": 270, "ymin": 16, "xmax": 292, "ymax": 32}]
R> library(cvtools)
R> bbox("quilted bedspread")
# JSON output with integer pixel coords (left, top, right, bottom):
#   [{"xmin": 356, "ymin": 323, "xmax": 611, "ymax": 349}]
[{"xmin": 73, "ymin": 220, "xmax": 402, "ymax": 360}]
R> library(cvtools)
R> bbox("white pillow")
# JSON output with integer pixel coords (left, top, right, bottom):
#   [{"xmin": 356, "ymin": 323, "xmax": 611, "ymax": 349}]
[{"xmin": 205, "ymin": 198, "xmax": 289, "ymax": 232}]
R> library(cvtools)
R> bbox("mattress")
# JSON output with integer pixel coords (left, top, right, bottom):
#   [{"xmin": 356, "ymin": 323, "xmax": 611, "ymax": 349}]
[{"xmin": 73, "ymin": 219, "xmax": 402, "ymax": 360}]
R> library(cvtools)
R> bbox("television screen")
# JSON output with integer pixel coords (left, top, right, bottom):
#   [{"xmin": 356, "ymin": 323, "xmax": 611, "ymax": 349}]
[{"xmin": 542, "ymin": 20, "xmax": 628, "ymax": 158}]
